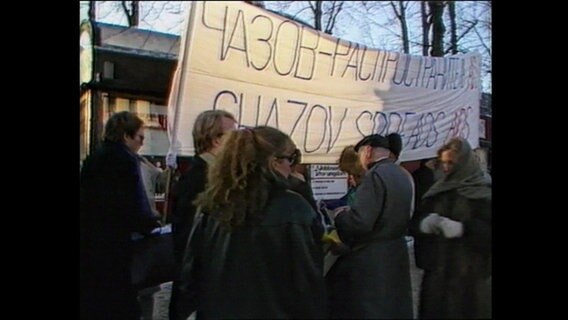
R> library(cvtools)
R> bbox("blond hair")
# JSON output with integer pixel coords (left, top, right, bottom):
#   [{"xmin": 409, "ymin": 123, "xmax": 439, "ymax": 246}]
[
  {"xmin": 194, "ymin": 126, "xmax": 296, "ymax": 229},
  {"xmin": 193, "ymin": 110, "xmax": 236, "ymax": 154},
  {"xmin": 338, "ymin": 145, "xmax": 366, "ymax": 184}
]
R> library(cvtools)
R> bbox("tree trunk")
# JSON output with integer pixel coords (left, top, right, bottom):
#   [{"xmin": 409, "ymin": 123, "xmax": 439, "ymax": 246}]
[
  {"xmin": 88, "ymin": 1, "xmax": 96, "ymax": 21},
  {"xmin": 429, "ymin": 1, "xmax": 445, "ymax": 57},
  {"xmin": 448, "ymin": 1, "xmax": 458, "ymax": 54},
  {"xmin": 121, "ymin": 1, "xmax": 139, "ymax": 27},
  {"xmin": 398, "ymin": 1, "xmax": 409, "ymax": 54},
  {"xmin": 314, "ymin": 1, "xmax": 323, "ymax": 31},
  {"xmin": 390, "ymin": 1, "xmax": 410, "ymax": 54},
  {"xmin": 130, "ymin": 1, "xmax": 139, "ymax": 27},
  {"xmin": 421, "ymin": 1, "xmax": 430, "ymax": 56},
  {"xmin": 324, "ymin": 1, "xmax": 344, "ymax": 35}
]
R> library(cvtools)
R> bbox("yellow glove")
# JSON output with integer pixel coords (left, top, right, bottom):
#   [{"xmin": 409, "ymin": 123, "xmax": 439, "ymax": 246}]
[{"xmin": 322, "ymin": 229, "xmax": 342, "ymax": 245}]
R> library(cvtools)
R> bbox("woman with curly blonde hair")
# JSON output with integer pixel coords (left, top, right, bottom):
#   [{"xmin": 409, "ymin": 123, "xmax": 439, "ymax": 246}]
[{"xmin": 173, "ymin": 126, "xmax": 326, "ymax": 319}]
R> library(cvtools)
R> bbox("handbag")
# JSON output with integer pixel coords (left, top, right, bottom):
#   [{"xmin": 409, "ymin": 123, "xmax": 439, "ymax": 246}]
[{"xmin": 131, "ymin": 225, "xmax": 175, "ymax": 290}]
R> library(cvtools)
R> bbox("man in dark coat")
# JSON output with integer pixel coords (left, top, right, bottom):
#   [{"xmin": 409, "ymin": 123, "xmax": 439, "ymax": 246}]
[
  {"xmin": 80, "ymin": 111, "xmax": 160, "ymax": 320},
  {"xmin": 169, "ymin": 110, "xmax": 237, "ymax": 319},
  {"xmin": 169, "ymin": 110, "xmax": 237, "ymax": 264},
  {"xmin": 409, "ymin": 137, "xmax": 491, "ymax": 319},
  {"xmin": 326, "ymin": 134, "xmax": 414, "ymax": 319}
]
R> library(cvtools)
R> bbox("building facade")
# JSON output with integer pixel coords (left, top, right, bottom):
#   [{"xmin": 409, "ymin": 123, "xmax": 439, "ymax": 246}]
[
  {"xmin": 80, "ymin": 21, "xmax": 179, "ymax": 163},
  {"xmin": 476, "ymin": 92, "xmax": 492, "ymax": 174}
]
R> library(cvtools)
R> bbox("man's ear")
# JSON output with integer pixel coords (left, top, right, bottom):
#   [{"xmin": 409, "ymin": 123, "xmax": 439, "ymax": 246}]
[
  {"xmin": 212, "ymin": 136, "xmax": 222, "ymax": 148},
  {"xmin": 363, "ymin": 146, "xmax": 371, "ymax": 160},
  {"xmin": 123, "ymin": 133, "xmax": 132, "ymax": 143}
]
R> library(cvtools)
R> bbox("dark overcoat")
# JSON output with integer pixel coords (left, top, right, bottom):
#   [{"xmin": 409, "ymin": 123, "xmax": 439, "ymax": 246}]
[
  {"xmin": 327, "ymin": 158, "xmax": 414, "ymax": 319},
  {"xmin": 170, "ymin": 155, "xmax": 208, "ymax": 266},
  {"xmin": 80, "ymin": 141, "xmax": 157, "ymax": 320},
  {"xmin": 410, "ymin": 190, "xmax": 491, "ymax": 319},
  {"xmin": 174, "ymin": 186, "xmax": 327, "ymax": 319}
]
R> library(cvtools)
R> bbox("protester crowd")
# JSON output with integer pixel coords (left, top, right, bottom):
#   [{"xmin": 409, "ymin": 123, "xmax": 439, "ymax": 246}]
[{"xmin": 80, "ymin": 110, "xmax": 492, "ymax": 319}]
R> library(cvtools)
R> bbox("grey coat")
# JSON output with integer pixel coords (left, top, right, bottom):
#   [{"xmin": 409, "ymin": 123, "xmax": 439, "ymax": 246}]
[{"xmin": 327, "ymin": 158, "xmax": 414, "ymax": 319}]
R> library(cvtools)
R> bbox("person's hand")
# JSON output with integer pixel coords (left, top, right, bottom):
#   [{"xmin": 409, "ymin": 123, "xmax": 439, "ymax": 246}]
[
  {"xmin": 332, "ymin": 206, "xmax": 350, "ymax": 219},
  {"xmin": 322, "ymin": 229, "xmax": 342, "ymax": 245},
  {"xmin": 166, "ymin": 152, "xmax": 177, "ymax": 169},
  {"xmin": 317, "ymin": 199, "xmax": 327, "ymax": 213},
  {"xmin": 438, "ymin": 217, "xmax": 464, "ymax": 238},
  {"xmin": 290, "ymin": 171, "xmax": 305, "ymax": 182},
  {"xmin": 419, "ymin": 213, "xmax": 443, "ymax": 234}
]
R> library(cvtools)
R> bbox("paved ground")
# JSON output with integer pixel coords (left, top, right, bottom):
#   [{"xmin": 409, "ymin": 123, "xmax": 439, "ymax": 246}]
[
  {"xmin": 139, "ymin": 282, "xmax": 176, "ymax": 320},
  {"xmin": 139, "ymin": 239, "xmax": 424, "ymax": 320},
  {"xmin": 407, "ymin": 237, "xmax": 424, "ymax": 319}
]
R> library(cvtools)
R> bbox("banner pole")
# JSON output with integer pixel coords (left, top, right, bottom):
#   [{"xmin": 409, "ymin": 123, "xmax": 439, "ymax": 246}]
[{"xmin": 161, "ymin": 168, "xmax": 173, "ymax": 225}]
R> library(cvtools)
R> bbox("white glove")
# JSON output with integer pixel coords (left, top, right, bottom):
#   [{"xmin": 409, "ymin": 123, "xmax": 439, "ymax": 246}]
[
  {"xmin": 439, "ymin": 217, "xmax": 464, "ymax": 238},
  {"xmin": 165, "ymin": 152, "xmax": 177, "ymax": 169},
  {"xmin": 419, "ymin": 213, "xmax": 442, "ymax": 234}
]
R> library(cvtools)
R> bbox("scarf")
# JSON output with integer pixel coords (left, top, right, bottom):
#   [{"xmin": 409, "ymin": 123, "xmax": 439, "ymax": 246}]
[{"xmin": 423, "ymin": 138, "xmax": 491, "ymax": 201}]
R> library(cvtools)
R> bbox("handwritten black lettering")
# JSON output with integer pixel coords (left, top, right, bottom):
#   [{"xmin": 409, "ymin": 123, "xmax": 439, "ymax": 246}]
[
  {"xmin": 250, "ymin": 15, "xmax": 273, "ymax": 70},
  {"xmin": 273, "ymin": 20, "xmax": 300, "ymax": 76},
  {"xmin": 304, "ymin": 105, "xmax": 328, "ymax": 153}
]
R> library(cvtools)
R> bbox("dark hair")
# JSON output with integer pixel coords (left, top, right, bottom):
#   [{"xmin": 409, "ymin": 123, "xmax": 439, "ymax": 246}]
[
  {"xmin": 193, "ymin": 110, "xmax": 236, "ymax": 154},
  {"xmin": 103, "ymin": 111, "xmax": 144, "ymax": 143},
  {"xmin": 194, "ymin": 126, "xmax": 296, "ymax": 230}
]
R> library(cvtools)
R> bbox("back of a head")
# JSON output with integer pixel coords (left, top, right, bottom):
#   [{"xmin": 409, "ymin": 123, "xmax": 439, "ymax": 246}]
[
  {"xmin": 195, "ymin": 126, "xmax": 296, "ymax": 229},
  {"xmin": 338, "ymin": 146, "xmax": 365, "ymax": 179},
  {"xmin": 103, "ymin": 111, "xmax": 144, "ymax": 143},
  {"xmin": 386, "ymin": 133, "xmax": 403, "ymax": 160},
  {"xmin": 192, "ymin": 110, "xmax": 236, "ymax": 154}
]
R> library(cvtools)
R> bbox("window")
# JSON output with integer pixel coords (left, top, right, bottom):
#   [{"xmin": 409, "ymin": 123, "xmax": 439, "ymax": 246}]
[{"xmin": 103, "ymin": 61, "xmax": 115, "ymax": 79}]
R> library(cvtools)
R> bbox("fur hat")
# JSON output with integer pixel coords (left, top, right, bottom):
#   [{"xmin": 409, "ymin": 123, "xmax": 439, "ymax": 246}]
[
  {"xmin": 354, "ymin": 133, "xmax": 404, "ymax": 159},
  {"xmin": 386, "ymin": 133, "xmax": 402, "ymax": 159},
  {"xmin": 354, "ymin": 134, "xmax": 389, "ymax": 152}
]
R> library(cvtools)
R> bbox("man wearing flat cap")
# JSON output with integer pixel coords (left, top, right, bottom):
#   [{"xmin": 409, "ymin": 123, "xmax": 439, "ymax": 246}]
[{"xmin": 326, "ymin": 134, "xmax": 414, "ymax": 319}]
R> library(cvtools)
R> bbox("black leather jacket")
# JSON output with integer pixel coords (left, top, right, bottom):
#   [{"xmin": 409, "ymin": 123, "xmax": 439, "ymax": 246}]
[{"xmin": 174, "ymin": 186, "xmax": 327, "ymax": 319}]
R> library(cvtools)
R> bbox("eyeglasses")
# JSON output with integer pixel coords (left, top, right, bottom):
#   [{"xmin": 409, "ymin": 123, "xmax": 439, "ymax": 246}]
[{"xmin": 276, "ymin": 149, "xmax": 300, "ymax": 166}]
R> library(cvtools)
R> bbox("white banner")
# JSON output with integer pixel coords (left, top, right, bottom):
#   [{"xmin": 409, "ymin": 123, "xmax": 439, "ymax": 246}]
[{"xmin": 168, "ymin": 1, "xmax": 482, "ymax": 163}]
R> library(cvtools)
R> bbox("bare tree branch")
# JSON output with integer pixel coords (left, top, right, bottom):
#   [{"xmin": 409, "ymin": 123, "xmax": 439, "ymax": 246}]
[
  {"xmin": 421, "ymin": 1, "xmax": 431, "ymax": 55},
  {"xmin": 324, "ymin": 1, "xmax": 344, "ymax": 34},
  {"xmin": 473, "ymin": 26, "xmax": 491, "ymax": 56}
]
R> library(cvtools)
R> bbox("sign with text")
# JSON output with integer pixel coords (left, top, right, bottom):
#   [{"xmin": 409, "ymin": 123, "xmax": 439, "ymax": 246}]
[
  {"xmin": 310, "ymin": 164, "xmax": 348, "ymax": 200},
  {"xmin": 167, "ymin": 1, "xmax": 482, "ymax": 163}
]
